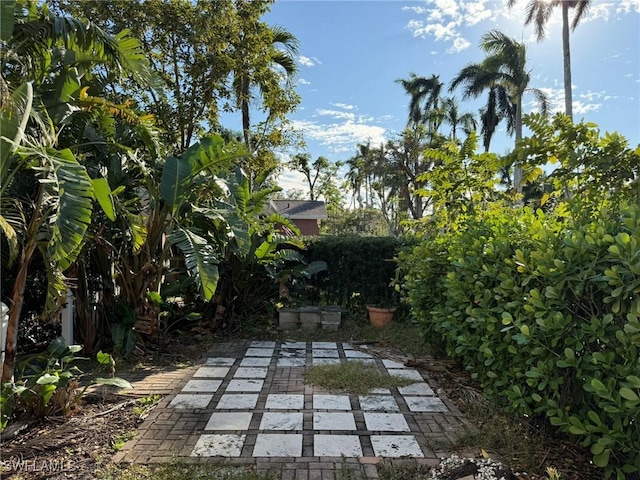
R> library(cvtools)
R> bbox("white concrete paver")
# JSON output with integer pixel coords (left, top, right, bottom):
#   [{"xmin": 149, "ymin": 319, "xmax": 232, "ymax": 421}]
[
  {"xmin": 388, "ymin": 368, "xmax": 423, "ymax": 381},
  {"xmin": 253, "ymin": 434, "xmax": 302, "ymax": 456},
  {"xmin": 216, "ymin": 394, "xmax": 259, "ymax": 409},
  {"xmin": 181, "ymin": 379, "xmax": 222, "ymax": 393},
  {"xmin": 234, "ymin": 367, "xmax": 268, "ymax": 378},
  {"xmin": 169, "ymin": 394, "xmax": 212, "ymax": 409},
  {"xmin": 226, "ymin": 379, "xmax": 264, "ymax": 392},
  {"xmin": 312, "ymin": 349, "xmax": 340, "ymax": 358},
  {"xmin": 313, "ymin": 394, "xmax": 352, "ymax": 410},
  {"xmin": 240, "ymin": 357, "xmax": 271, "ymax": 367},
  {"xmin": 176, "ymin": 341, "xmax": 459, "ymax": 461},
  {"xmin": 398, "ymin": 382, "xmax": 435, "ymax": 396},
  {"xmin": 364, "ymin": 413, "xmax": 410, "ymax": 432},
  {"xmin": 204, "ymin": 357, "xmax": 236, "ymax": 366},
  {"xmin": 312, "ymin": 342, "xmax": 337, "ymax": 349},
  {"xmin": 260, "ymin": 412, "xmax": 303, "ymax": 430},
  {"xmin": 404, "ymin": 396, "xmax": 448, "ymax": 412},
  {"xmin": 265, "ymin": 394, "xmax": 304, "ymax": 410},
  {"xmin": 313, "ymin": 412, "xmax": 356, "ymax": 430},
  {"xmin": 205, "ymin": 412, "xmax": 253, "ymax": 430},
  {"xmin": 245, "ymin": 348, "xmax": 274, "ymax": 357},
  {"xmin": 277, "ymin": 358, "xmax": 305, "ymax": 367},
  {"xmin": 193, "ymin": 366, "xmax": 230, "ymax": 378},
  {"xmin": 359, "ymin": 395, "xmax": 400, "ymax": 411},
  {"xmin": 191, "ymin": 434, "xmax": 245, "ymax": 457},
  {"xmin": 312, "ymin": 358, "xmax": 341, "ymax": 365},
  {"xmin": 371, "ymin": 435, "xmax": 424, "ymax": 457},
  {"xmin": 314, "ymin": 435, "xmax": 362, "ymax": 457}
]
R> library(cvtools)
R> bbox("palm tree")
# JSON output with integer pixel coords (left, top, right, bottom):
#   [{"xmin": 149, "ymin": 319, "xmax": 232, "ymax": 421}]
[
  {"xmin": 232, "ymin": 23, "xmax": 299, "ymax": 152},
  {"xmin": 479, "ymin": 85, "xmax": 515, "ymax": 152},
  {"xmin": 442, "ymin": 96, "xmax": 477, "ymax": 141},
  {"xmin": 450, "ymin": 30, "xmax": 548, "ymax": 191},
  {"xmin": 507, "ymin": 0, "xmax": 590, "ymax": 121},
  {"xmin": 396, "ymin": 73, "xmax": 444, "ymax": 132}
]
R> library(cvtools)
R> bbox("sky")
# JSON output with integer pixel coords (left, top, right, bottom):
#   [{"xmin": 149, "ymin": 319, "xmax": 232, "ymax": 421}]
[{"xmin": 252, "ymin": 0, "xmax": 640, "ymax": 195}]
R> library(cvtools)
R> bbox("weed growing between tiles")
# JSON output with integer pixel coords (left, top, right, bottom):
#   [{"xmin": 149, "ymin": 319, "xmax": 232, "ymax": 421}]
[{"xmin": 304, "ymin": 361, "xmax": 415, "ymax": 395}]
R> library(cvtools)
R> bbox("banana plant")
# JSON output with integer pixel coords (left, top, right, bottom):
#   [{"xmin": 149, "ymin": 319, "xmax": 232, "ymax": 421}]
[
  {"xmin": 0, "ymin": 0, "xmax": 151, "ymax": 381},
  {"xmin": 204, "ymin": 166, "xmax": 327, "ymax": 321}
]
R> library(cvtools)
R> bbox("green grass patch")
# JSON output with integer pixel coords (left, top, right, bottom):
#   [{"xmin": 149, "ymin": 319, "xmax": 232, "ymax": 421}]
[
  {"xmin": 111, "ymin": 432, "xmax": 136, "ymax": 452},
  {"xmin": 304, "ymin": 361, "xmax": 414, "ymax": 395}
]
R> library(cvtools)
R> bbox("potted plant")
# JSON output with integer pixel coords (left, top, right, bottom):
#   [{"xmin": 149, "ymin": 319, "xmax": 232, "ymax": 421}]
[{"xmin": 366, "ymin": 305, "xmax": 396, "ymax": 327}]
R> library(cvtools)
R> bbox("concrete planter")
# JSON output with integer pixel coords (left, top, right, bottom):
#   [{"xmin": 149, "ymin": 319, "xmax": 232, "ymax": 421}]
[
  {"xmin": 321, "ymin": 306, "xmax": 342, "ymax": 330},
  {"xmin": 278, "ymin": 307, "xmax": 299, "ymax": 330},
  {"xmin": 299, "ymin": 306, "xmax": 322, "ymax": 329}
]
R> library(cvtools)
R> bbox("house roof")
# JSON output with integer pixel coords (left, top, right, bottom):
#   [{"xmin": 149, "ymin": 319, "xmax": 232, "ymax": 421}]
[{"xmin": 271, "ymin": 200, "xmax": 328, "ymax": 220}]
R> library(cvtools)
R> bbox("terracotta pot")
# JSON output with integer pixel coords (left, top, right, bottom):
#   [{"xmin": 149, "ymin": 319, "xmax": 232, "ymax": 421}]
[{"xmin": 366, "ymin": 306, "xmax": 396, "ymax": 327}]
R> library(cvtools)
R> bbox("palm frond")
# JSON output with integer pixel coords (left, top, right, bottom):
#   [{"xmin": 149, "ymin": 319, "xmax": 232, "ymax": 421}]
[{"xmin": 571, "ymin": 0, "xmax": 591, "ymax": 30}]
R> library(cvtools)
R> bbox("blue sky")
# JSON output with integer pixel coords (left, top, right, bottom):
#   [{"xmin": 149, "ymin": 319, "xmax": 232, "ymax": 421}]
[{"xmin": 255, "ymin": 0, "xmax": 639, "ymax": 194}]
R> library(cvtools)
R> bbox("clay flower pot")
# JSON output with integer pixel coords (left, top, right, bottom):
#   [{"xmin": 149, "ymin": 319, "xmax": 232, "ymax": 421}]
[{"xmin": 366, "ymin": 305, "xmax": 396, "ymax": 327}]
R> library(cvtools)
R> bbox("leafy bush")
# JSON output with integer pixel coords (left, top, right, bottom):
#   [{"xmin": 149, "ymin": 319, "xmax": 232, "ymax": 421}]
[
  {"xmin": 397, "ymin": 203, "xmax": 640, "ymax": 478},
  {"xmin": 1, "ymin": 337, "xmax": 131, "ymax": 430},
  {"xmin": 303, "ymin": 236, "xmax": 413, "ymax": 313}
]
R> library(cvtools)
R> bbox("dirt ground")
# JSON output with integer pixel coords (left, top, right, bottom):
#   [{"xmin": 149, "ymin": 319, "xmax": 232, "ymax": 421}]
[{"xmin": 0, "ymin": 333, "xmax": 602, "ymax": 480}]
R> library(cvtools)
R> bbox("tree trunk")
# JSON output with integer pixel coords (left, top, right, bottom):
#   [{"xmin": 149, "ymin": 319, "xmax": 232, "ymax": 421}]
[
  {"xmin": 1, "ymin": 236, "xmax": 38, "ymax": 383},
  {"xmin": 562, "ymin": 2, "xmax": 573, "ymax": 121},
  {"xmin": 241, "ymin": 76, "xmax": 251, "ymax": 153},
  {"xmin": 1, "ymin": 181, "xmax": 45, "ymax": 383},
  {"xmin": 513, "ymin": 98, "xmax": 523, "ymax": 193}
]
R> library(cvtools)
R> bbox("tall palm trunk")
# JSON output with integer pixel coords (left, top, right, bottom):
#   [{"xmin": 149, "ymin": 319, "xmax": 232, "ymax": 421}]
[
  {"xmin": 513, "ymin": 97, "xmax": 523, "ymax": 192},
  {"xmin": 562, "ymin": 1, "xmax": 573, "ymax": 121},
  {"xmin": 241, "ymin": 76, "xmax": 251, "ymax": 152}
]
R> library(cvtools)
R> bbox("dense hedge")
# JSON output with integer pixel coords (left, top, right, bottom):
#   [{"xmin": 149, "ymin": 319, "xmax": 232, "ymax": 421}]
[
  {"xmin": 397, "ymin": 203, "xmax": 640, "ymax": 478},
  {"xmin": 303, "ymin": 236, "xmax": 411, "ymax": 314}
]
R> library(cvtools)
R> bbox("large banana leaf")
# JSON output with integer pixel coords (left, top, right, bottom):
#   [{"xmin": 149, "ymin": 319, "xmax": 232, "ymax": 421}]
[
  {"xmin": 41, "ymin": 147, "xmax": 94, "ymax": 270},
  {"xmin": 0, "ymin": 0, "xmax": 15, "ymax": 41},
  {"xmin": 168, "ymin": 227, "xmax": 219, "ymax": 301},
  {"xmin": 0, "ymin": 197, "xmax": 23, "ymax": 266},
  {"xmin": 230, "ymin": 167, "xmax": 251, "ymax": 216},
  {"xmin": 1, "ymin": 82, "xmax": 32, "ymax": 184},
  {"xmin": 160, "ymin": 156, "xmax": 191, "ymax": 214},
  {"xmin": 91, "ymin": 177, "xmax": 115, "ymax": 221}
]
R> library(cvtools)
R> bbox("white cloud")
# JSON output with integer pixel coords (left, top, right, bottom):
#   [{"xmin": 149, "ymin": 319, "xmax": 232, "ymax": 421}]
[
  {"xmin": 277, "ymin": 169, "xmax": 309, "ymax": 193},
  {"xmin": 299, "ymin": 78, "xmax": 311, "ymax": 85},
  {"xmin": 529, "ymin": 87, "xmax": 620, "ymax": 116},
  {"xmin": 403, "ymin": 0, "xmax": 492, "ymax": 53},
  {"xmin": 401, "ymin": 5, "xmax": 428, "ymax": 14},
  {"xmin": 619, "ymin": 0, "xmax": 640, "ymax": 13},
  {"xmin": 376, "ymin": 114, "xmax": 396, "ymax": 123},
  {"xmin": 448, "ymin": 36, "xmax": 471, "ymax": 53},
  {"xmin": 331, "ymin": 102, "xmax": 356, "ymax": 110},
  {"xmin": 291, "ymin": 119, "xmax": 388, "ymax": 153},
  {"xmin": 299, "ymin": 55, "xmax": 315, "ymax": 67},
  {"xmin": 315, "ymin": 109, "xmax": 356, "ymax": 121},
  {"xmin": 573, "ymin": 101, "xmax": 602, "ymax": 115}
]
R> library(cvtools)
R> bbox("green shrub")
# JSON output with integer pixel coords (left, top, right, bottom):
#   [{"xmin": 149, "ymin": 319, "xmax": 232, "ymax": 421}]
[
  {"xmin": 397, "ymin": 203, "xmax": 640, "ymax": 478},
  {"xmin": 303, "ymin": 236, "xmax": 413, "ymax": 314},
  {"xmin": 1, "ymin": 338, "xmax": 131, "ymax": 429}
]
